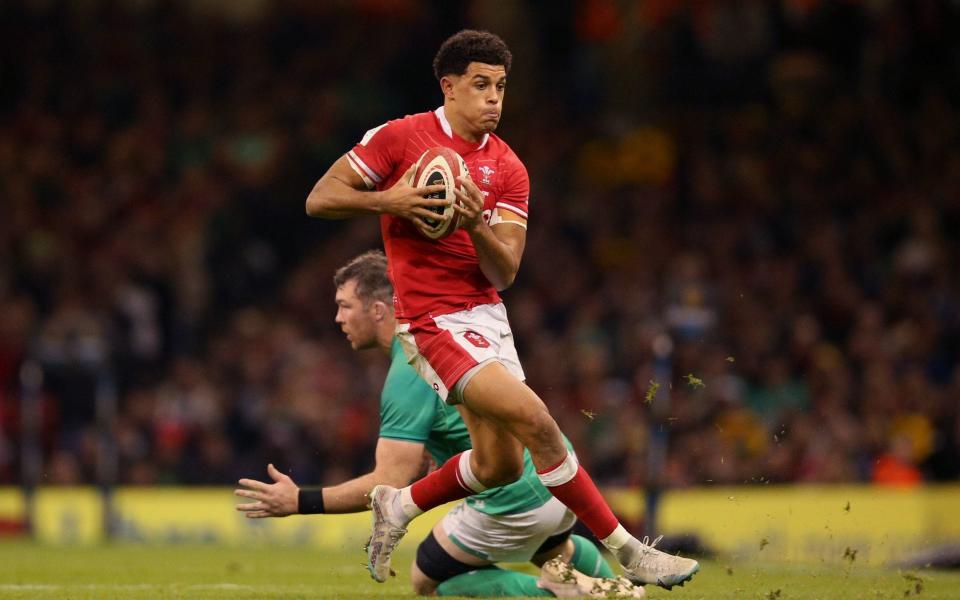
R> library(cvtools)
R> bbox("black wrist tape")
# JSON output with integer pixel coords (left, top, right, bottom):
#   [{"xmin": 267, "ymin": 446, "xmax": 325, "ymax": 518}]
[{"xmin": 298, "ymin": 489, "xmax": 325, "ymax": 514}]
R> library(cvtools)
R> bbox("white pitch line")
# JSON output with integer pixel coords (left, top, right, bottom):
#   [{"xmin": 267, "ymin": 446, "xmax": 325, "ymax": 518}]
[
  {"xmin": 0, "ymin": 583, "xmax": 256, "ymax": 591},
  {"xmin": 0, "ymin": 585, "xmax": 59, "ymax": 591}
]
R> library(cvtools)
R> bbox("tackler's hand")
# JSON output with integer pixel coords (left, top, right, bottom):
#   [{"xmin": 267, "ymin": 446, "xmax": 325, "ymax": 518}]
[{"xmin": 234, "ymin": 464, "xmax": 300, "ymax": 518}]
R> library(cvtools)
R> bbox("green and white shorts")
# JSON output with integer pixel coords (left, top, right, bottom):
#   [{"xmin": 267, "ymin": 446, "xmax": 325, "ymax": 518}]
[{"xmin": 442, "ymin": 496, "xmax": 576, "ymax": 563}]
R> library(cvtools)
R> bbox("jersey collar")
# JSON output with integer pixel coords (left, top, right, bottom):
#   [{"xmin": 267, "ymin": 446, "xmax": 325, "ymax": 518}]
[
  {"xmin": 434, "ymin": 106, "xmax": 489, "ymax": 152},
  {"xmin": 389, "ymin": 336, "xmax": 403, "ymax": 361}
]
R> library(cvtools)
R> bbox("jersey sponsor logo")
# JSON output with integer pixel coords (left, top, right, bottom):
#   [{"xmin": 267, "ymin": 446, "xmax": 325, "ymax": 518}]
[{"xmin": 462, "ymin": 330, "xmax": 490, "ymax": 348}]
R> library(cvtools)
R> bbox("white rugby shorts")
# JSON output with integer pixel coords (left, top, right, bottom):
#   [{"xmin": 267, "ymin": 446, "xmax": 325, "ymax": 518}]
[
  {"xmin": 396, "ymin": 303, "xmax": 525, "ymax": 404},
  {"xmin": 442, "ymin": 497, "xmax": 576, "ymax": 563}
]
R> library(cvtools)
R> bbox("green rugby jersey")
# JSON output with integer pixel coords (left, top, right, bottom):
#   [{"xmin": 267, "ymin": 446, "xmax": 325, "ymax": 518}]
[{"xmin": 379, "ymin": 338, "xmax": 563, "ymax": 516}]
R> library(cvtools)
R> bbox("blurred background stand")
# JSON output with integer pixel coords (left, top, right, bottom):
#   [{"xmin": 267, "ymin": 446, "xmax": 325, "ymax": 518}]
[{"xmin": 19, "ymin": 329, "xmax": 118, "ymax": 540}]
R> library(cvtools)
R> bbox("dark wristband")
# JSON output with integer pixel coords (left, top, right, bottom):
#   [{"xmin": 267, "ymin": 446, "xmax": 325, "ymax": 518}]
[{"xmin": 298, "ymin": 489, "xmax": 325, "ymax": 514}]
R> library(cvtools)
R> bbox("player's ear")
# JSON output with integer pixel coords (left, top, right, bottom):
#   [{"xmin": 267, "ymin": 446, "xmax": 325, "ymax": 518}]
[
  {"xmin": 373, "ymin": 300, "xmax": 388, "ymax": 322},
  {"xmin": 440, "ymin": 75, "xmax": 456, "ymax": 100}
]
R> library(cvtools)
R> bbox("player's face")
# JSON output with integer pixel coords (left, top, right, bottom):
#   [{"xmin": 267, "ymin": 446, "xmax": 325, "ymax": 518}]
[
  {"xmin": 447, "ymin": 62, "xmax": 506, "ymax": 134},
  {"xmin": 334, "ymin": 280, "xmax": 378, "ymax": 351}
]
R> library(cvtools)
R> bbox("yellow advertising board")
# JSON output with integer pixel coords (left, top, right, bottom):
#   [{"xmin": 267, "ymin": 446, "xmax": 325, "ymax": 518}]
[{"xmin": 2, "ymin": 485, "xmax": 958, "ymax": 565}]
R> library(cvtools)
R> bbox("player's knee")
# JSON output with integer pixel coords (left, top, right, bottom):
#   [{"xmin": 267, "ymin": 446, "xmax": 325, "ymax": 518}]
[
  {"xmin": 473, "ymin": 456, "xmax": 523, "ymax": 488},
  {"xmin": 411, "ymin": 578, "xmax": 437, "ymax": 596},
  {"xmin": 497, "ymin": 460, "xmax": 524, "ymax": 486},
  {"xmin": 476, "ymin": 464, "xmax": 523, "ymax": 488},
  {"xmin": 410, "ymin": 563, "xmax": 438, "ymax": 596}
]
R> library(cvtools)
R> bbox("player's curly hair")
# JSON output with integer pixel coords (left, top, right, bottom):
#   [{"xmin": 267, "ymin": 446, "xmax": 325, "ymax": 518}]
[
  {"xmin": 333, "ymin": 250, "xmax": 393, "ymax": 307},
  {"xmin": 433, "ymin": 29, "xmax": 512, "ymax": 80}
]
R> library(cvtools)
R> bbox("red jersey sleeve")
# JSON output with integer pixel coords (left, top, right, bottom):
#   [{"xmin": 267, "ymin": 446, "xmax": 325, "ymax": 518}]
[
  {"xmin": 346, "ymin": 120, "xmax": 404, "ymax": 189},
  {"xmin": 494, "ymin": 158, "xmax": 530, "ymax": 221}
]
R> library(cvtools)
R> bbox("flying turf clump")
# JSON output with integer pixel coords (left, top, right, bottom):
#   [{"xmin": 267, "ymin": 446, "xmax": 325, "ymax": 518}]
[
  {"xmin": 644, "ymin": 380, "xmax": 660, "ymax": 403},
  {"xmin": 902, "ymin": 573, "xmax": 924, "ymax": 596},
  {"xmin": 684, "ymin": 374, "xmax": 705, "ymax": 389}
]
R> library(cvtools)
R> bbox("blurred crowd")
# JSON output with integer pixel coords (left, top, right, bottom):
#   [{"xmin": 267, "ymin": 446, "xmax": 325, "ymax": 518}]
[{"xmin": 0, "ymin": 0, "xmax": 957, "ymax": 489}]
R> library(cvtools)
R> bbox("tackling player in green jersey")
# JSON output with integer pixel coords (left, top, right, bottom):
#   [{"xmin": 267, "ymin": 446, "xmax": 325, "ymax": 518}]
[{"xmin": 235, "ymin": 251, "xmax": 643, "ymax": 598}]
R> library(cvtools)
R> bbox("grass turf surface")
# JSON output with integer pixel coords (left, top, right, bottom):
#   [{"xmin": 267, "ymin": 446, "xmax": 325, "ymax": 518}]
[{"xmin": 1, "ymin": 541, "xmax": 958, "ymax": 599}]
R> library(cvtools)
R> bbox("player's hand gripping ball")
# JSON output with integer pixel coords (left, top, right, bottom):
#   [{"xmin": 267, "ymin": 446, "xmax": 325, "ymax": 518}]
[{"xmin": 411, "ymin": 146, "xmax": 468, "ymax": 239}]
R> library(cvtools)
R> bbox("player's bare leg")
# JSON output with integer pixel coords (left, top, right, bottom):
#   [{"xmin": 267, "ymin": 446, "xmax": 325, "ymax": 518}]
[
  {"xmin": 455, "ymin": 398, "xmax": 526, "ymax": 487},
  {"xmin": 459, "ymin": 363, "xmax": 569, "ymax": 471},
  {"xmin": 461, "ymin": 363, "xmax": 699, "ymax": 589}
]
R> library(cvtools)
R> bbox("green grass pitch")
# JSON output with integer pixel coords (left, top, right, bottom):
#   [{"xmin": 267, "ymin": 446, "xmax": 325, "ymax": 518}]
[{"xmin": 1, "ymin": 541, "xmax": 958, "ymax": 598}]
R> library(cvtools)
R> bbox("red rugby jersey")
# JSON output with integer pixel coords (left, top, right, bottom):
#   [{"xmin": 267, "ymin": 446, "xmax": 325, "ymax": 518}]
[{"xmin": 347, "ymin": 107, "xmax": 530, "ymax": 320}]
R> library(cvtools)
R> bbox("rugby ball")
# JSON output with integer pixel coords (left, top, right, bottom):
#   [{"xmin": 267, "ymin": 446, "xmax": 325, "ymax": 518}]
[{"xmin": 411, "ymin": 146, "xmax": 469, "ymax": 239}]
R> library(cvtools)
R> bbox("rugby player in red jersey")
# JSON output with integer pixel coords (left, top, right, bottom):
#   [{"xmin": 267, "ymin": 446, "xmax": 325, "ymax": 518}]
[{"xmin": 304, "ymin": 29, "xmax": 699, "ymax": 590}]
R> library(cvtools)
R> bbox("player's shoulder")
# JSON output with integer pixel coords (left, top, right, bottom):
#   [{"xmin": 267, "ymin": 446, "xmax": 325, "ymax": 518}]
[
  {"xmin": 381, "ymin": 110, "xmax": 438, "ymax": 134},
  {"xmin": 356, "ymin": 110, "xmax": 434, "ymax": 147},
  {"xmin": 385, "ymin": 348, "xmax": 421, "ymax": 386},
  {"xmin": 486, "ymin": 134, "xmax": 527, "ymax": 171},
  {"xmin": 383, "ymin": 350, "xmax": 436, "ymax": 407},
  {"xmin": 483, "ymin": 135, "xmax": 529, "ymax": 191}
]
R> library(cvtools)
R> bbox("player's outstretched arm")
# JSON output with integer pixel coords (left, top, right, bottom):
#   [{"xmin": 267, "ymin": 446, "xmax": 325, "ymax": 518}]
[
  {"xmin": 320, "ymin": 438, "xmax": 424, "ymax": 513},
  {"xmin": 453, "ymin": 176, "xmax": 526, "ymax": 290},
  {"xmin": 234, "ymin": 439, "xmax": 425, "ymax": 517},
  {"xmin": 305, "ymin": 157, "xmax": 448, "ymax": 223}
]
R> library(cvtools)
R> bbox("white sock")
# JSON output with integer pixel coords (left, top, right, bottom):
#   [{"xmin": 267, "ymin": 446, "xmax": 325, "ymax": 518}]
[
  {"xmin": 397, "ymin": 486, "xmax": 424, "ymax": 521},
  {"xmin": 537, "ymin": 451, "xmax": 579, "ymax": 487},
  {"xmin": 602, "ymin": 524, "xmax": 632, "ymax": 550},
  {"xmin": 458, "ymin": 450, "xmax": 487, "ymax": 493}
]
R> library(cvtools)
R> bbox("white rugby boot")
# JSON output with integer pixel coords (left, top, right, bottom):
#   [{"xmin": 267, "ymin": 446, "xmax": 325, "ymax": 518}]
[
  {"xmin": 537, "ymin": 557, "xmax": 646, "ymax": 598},
  {"xmin": 365, "ymin": 485, "xmax": 409, "ymax": 582},
  {"xmin": 611, "ymin": 536, "xmax": 699, "ymax": 590}
]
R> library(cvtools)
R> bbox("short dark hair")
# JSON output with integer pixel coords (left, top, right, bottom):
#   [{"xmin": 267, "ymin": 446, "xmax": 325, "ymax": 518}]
[
  {"xmin": 333, "ymin": 250, "xmax": 393, "ymax": 306},
  {"xmin": 433, "ymin": 30, "xmax": 512, "ymax": 80}
]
